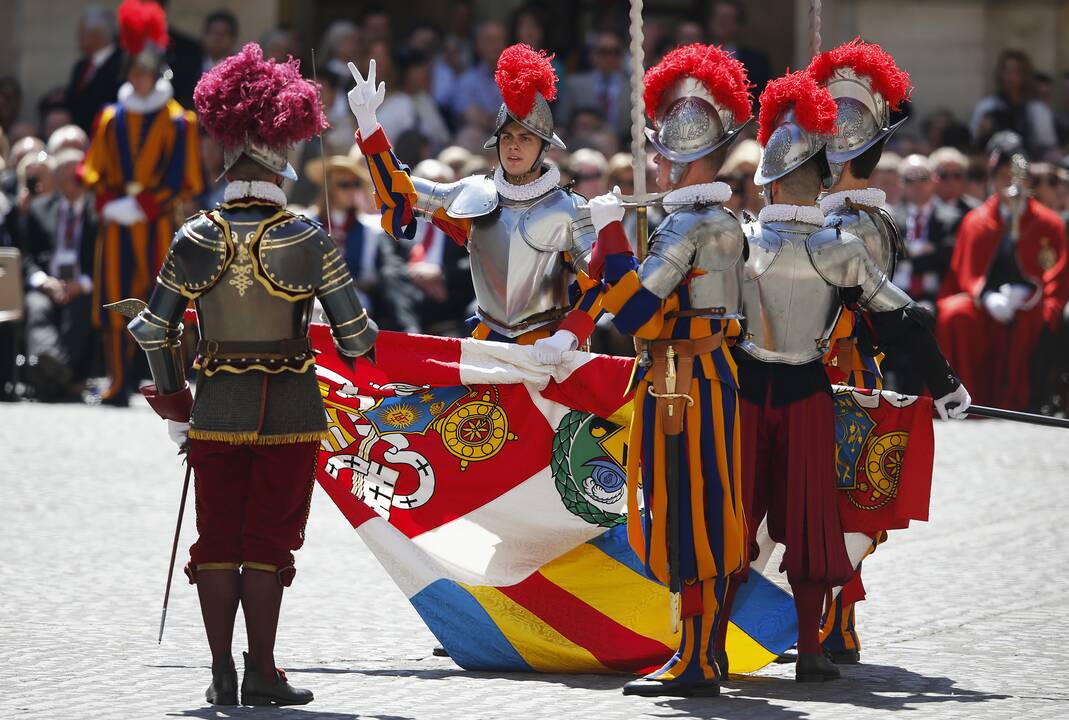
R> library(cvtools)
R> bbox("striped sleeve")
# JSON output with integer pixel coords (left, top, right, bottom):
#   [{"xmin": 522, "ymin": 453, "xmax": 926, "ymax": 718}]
[
  {"xmin": 558, "ymin": 270, "xmax": 604, "ymax": 343},
  {"xmin": 600, "ymin": 254, "xmax": 674, "ymax": 339}
]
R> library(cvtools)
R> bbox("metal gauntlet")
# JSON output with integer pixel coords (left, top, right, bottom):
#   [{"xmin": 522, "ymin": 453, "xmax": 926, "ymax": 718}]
[{"xmin": 127, "ymin": 283, "xmax": 188, "ymax": 395}]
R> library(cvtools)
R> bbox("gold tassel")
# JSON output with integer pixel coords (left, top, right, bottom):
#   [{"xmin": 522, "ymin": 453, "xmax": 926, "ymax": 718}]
[{"xmin": 188, "ymin": 429, "xmax": 329, "ymax": 445}]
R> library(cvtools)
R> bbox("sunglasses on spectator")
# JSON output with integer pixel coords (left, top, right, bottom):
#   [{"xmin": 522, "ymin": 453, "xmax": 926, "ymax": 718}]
[
  {"xmin": 902, "ymin": 175, "xmax": 931, "ymax": 184},
  {"xmin": 574, "ymin": 172, "xmax": 604, "ymax": 182},
  {"xmin": 593, "ymin": 45, "xmax": 621, "ymax": 55},
  {"xmin": 934, "ymin": 170, "xmax": 965, "ymax": 180},
  {"xmin": 335, "ymin": 179, "xmax": 361, "ymax": 189}
]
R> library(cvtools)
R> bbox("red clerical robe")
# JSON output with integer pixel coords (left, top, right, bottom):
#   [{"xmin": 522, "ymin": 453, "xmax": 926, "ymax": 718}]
[{"xmin": 936, "ymin": 194, "xmax": 1069, "ymax": 409}]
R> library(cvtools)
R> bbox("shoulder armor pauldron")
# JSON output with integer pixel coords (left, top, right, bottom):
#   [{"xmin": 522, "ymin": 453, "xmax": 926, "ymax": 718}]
[
  {"xmin": 252, "ymin": 212, "xmax": 329, "ymax": 300},
  {"xmin": 519, "ymin": 188, "xmax": 585, "ymax": 253},
  {"xmin": 669, "ymin": 205, "xmax": 745, "ymax": 272},
  {"xmin": 160, "ymin": 211, "xmax": 232, "ymax": 298},
  {"xmin": 806, "ymin": 225, "xmax": 871, "ymax": 287},
  {"xmin": 413, "ymin": 173, "xmax": 498, "ymax": 219},
  {"xmin": 743, "ymin": 221, "xmax": 784, "ymax": 279}
]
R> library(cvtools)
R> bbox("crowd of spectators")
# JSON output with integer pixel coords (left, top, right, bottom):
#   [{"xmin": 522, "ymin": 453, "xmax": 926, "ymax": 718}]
[{"xmin": 1, "ymin": 0, "xmax": 1068, "ymax": 411}]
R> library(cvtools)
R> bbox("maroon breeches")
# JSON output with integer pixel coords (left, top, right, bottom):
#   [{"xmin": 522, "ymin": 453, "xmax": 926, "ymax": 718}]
[
  {"xmin": 186, "ymin": 439, "xmax": 319, "ymax": 577},
  {"xmin": 740, "ymin": 391, "xmax": 852, "ymax": 586}
]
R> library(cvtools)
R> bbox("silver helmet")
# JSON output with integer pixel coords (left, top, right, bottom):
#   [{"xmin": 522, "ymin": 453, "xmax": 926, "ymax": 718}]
[
  {"xmin": 824, "ymin": 66, "xmax": 906, "ymax": 166},
  {"xmin": 220, "ymin": 140, "xmax": 297, "ymax": 182},
  {"xmin": 484, "ymin": 93, "xmax": 566, "ymax": 151},
  {"xmin": 646, "ymin": 76, "xmax": 750, "ymax": 165},
  {"xmin": 754, "ymin": 107, "xmax": 831, "ymax": 187}
]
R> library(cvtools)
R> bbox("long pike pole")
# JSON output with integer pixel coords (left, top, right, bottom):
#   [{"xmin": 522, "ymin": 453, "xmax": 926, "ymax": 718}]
[{"xmin": 159, "ymin": 462, "xmax": 192, "ymax": 643}]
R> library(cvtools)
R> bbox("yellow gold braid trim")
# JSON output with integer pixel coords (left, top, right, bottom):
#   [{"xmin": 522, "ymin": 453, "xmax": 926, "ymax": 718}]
[
  {"xmin": 188, "ymin": 429, "xmax": 329, "ymax": 445},
  {"xmin": 242, "ymin": 561, "xmax": 280, "ymax": 573},
  {"xmin": 196, "ymin": 562, "xmax": 241, "ymax": 571},
  {"xmin": 193, "ymin": 356, "xmax": 316, "ymax": 376}
]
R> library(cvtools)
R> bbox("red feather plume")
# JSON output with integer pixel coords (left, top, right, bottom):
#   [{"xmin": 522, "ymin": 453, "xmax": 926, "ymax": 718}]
[
  {"xmin": 643, "ymin": 44, "xmax": 753, "ymax": 124},
  {"xmin": 194, "ymin": 43, "xmax": 328, "ymax": 149},
  {"xmin": 808, "ymin": 38, "xmax": 911, "ymax": 110},
  {"xmin": 494, "ymin": 44, "xmax": 558, "ymax": 118},
  {"xmin": 757, "ymin": 70, "xmax": 838, "ymax": 146},
  {"xmin": 117, "ymin": 0, "xmax": 169, "ymax": 57}
]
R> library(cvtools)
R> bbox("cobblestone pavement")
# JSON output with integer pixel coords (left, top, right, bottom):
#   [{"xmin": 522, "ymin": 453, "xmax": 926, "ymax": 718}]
[{"xmin": 3, "ymin": 400, "xmax": 1068, "ymax": 720}]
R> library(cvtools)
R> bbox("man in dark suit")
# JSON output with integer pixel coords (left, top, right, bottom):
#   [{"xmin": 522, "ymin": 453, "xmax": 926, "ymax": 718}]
[
  {"xmin": 707, "ymin": 0, "xmax": 771, "ymax": 97},
  {"xmin": 556, "ymin": 32, "xmax": 633, "ymax": 141},
  {"xmin": 65, "ymin": 7, "xmax": 123, "ymax": 134},
  {"xmin": 148, "ymin": 0, "xmax": 204, "ymax": 108},
  {"xmin": 20, "ymin": 149, "xmax": 98, "ymax": 400}
]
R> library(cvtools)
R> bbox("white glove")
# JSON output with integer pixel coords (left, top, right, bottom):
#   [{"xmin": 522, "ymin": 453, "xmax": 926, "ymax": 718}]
[
  {"xmin": 166, "ymin": 420, "xmax": 189, "ymax": 448},
  {"xmin": 1000, "ymin": 283, "xmax": 1033, "ymax": 309},
  {"xmin": 934, "ymin": 384, "xmax": 971, "ymax": 421},
  {"xmin": 588, "ymin": 186, "xmax": 625, "ymax": 233},
  {"xmin": 102, "ymin": 196, "xmax": 147, "ymax": 226},
  {"xmin": 981, "ymin": 290, "xmax": 1015, "ymax": 323},
  {"xmin": 347, "ymin": 59, "xmax": 386, "ymax": 139},
  {"xmin": 531, "ymin": 329, "xmax": 579, "ymax": 366}
]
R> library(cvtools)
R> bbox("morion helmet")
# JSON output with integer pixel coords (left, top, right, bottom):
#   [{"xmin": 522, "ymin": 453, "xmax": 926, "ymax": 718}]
[
  {"xmin": 808, "ymin": 39, "xmax": 911, "ymax": 167},
  {"xmin": 643, "ymin": 43, "xmax": 753, "ymax": 182},
  {"xmin": 194, "ymin": 43, "xmax": 328, "ymax": 181},
  {"xmin": 118, "ymin": 0, "xmax": 169, "ymax": 77},
  {"xmin": 754, "ymin": 70, "xmax": 838, "ymax": 187},
  {"xmin": 485, "ymin": 44, "xmax": 565, "ymax": 151}
]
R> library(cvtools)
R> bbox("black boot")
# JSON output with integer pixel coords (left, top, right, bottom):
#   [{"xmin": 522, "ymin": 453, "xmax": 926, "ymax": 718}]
[
  {"xmin": 241, "ymin": 652, "xmax": 313, "ymax": 706},
  {"xmin": 715, "ymin": 649, "xmax": 729, "ymax": 680},
  {"xmin": 432, "ymin": 645, "xmax": 450, "ymax": 657},
  {"xmin": 796, "ymin": 651, "xmax": 842, "ymax": 682},
  {"xmin": 622, "ymin": 677, "xmax": 720, "ymax": 698},
  {"xmin": 205, "ymin": 663, "xmax": 238, "ymax": 705},
  {"xmin": 826, "ymin": 648, "xmax": 860, "ymax": 664}
]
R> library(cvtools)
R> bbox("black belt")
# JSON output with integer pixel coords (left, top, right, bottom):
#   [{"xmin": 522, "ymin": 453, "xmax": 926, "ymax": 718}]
[{"xmin": 197, "ymin": 337, "xmax": 312, "ymax": 359}]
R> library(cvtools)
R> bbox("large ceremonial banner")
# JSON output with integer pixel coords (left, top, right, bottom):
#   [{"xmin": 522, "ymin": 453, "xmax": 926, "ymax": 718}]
[{"xmin": 308, "ymin": 327, "xmax": 938, "ymax": 675}]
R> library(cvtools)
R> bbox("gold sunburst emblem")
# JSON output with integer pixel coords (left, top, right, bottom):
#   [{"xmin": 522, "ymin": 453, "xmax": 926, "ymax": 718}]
[
  {"xmin": 437, "ymin": 392, "xmax": 517, "ymax": 469},
  {"xmin": 381, "ymin": 403, "xmax": 418, "ymax": 429},
  {"xmin": 849, "ymin": 431, "xmax": 907, "ymax": 510}
]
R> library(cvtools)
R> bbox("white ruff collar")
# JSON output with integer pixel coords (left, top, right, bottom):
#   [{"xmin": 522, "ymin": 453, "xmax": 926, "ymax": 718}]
[
  {"xmin": 758, "ymin": 204, "xmax": 825, "ymax": 226},
  {"xmin": 664, "ymin": 181, "xmax": 732, "ymax": 207},
  {"xmin": 494, "ymin": 164, "xmax": 561, "ymax": 201},
  {"xmin": 118, "ymin": 78, "xmax": 173, "ymax": 114},
  {"xmin": 224, "ymin": 180, "xmax": 287, "ymax": 206},
  {"xmin": 820, "ymin": 187, "xmax": 887, "ymax": 214}
]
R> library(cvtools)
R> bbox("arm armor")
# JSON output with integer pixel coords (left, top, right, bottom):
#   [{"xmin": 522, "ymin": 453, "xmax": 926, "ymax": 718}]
[
  {"xmin": 411, "ymin": 174, "xmax": 498, "ymax": 220},
  {"xmin": 806, "ymin": 225, "xmax": 912, "ymax": 312},
  {"xmin": 565, "ymin": 192, "xmax": 596, "ymax": 274},
  {"xmin": 636, "ymin": 208, "xmax": 743, "ymax": 299},
  {"xmin": 316, "ymin": 233, "xmax": 379, "ymax": 357},
  {"xmin": 127, "ymin": 282, "xmax": 188, "ymax": 395},
  {"xmin": 868, "ymin": 302, "xmax": 960, "ymax": 398}
]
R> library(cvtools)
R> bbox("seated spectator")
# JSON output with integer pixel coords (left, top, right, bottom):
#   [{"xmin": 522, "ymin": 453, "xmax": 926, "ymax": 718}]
[
  {"xmin": 937, "ymin": 132, "xmax": 1069, "ymax": 411},
  {"xmin": 567, "ymin": 148, "xmax": 609, "ymax": 200},
  {"xmin": 201, "ymin": 10, "xmax": 238, "ymax": 73},
  {"xmin": 1028, "ymin": 162, "xmax": 1063, "ymax": 212},
  {"xmin": 556, "ymin": 31, "xmax": 631, "ymax": 140},
  {"xmin": 0, "ymin": 76, "xmax": 22, "ymax": 137},
  {"xmin": 970, "ymin": 50, "xmax": 1058, "ymax": 158},
  {"xmin": 720, "ymin": 138, "xmax": 762, "ymax": 215},
  {"xmin": 406, "ymin": 159, "xmax": 476, "ymax": 337},
  {"xmin": 930, "ymin": 146, "xmax": 978, "ymax": 215},
  {"xmin": 259, "ymin": 26, "xmax": 301, "ymax": 63},
  {"xmin": 452, "ymin": 21, "xmax": 507, "ymax": 130},
  {"xmin": 37, "ymin": 88, "xmax": 73, "ymax": 142},
  {"xmin": 19, "ymin": 148, "xmax": 97, "ymax": 401},
  {"xmin": 437, "ymin": 145, "xmax": 473, "ymax": 178},
  {"xmin": 870, "ymin": 151, "xmax": 904, "ymax": 207},
  {"xmin": 378, "ymin": 48, "xmax": 451, "ymax": 153},
  {"xmin": 707, "ymin": 0, "xmax": 770, "ymax": 96},
  {"xmin": 892, "ymin": 154, "xmax": 957, "ymax": 311},
  {"xmin": 510, "ymin": 5, "xmax": 566, "ymax": 89},
  {"xmin": 304, "ymin": 154, "xmax": 419, "ymax": 333},
  {"xmin": 46, "ymin": 125, "xmax": 89, "ymax": 155}
]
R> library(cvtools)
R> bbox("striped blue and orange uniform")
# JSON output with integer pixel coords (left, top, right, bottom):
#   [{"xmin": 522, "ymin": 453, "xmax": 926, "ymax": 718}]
[
  {"xmin": 356, "ymin": 128, "xmax": 602, "ymax": 345},
  {"xmin": 601, "ymin": 251, "xmax": 746, "ymax": 684},
  {"xmin": 821, "ymin": 309, "xmax": 885, "ymax": 657},
  {"xmin": 83, "ymin": 97, "xmax": 202, "ymax": 399}
]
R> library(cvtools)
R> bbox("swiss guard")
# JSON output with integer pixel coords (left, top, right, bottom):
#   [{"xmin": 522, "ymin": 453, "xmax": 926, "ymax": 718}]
[
  {"xmin": 728, "ymin": 70, "xmax": 970, "ymax": 683},
  {"xmin": 348, "ymin": 44, "xmax": 602, "ymax": 363},
  {"xmin": 83, "ymin": 0, "xmax": 202, "ymax": 405},
  {"xmin": 808, "ymin": 38, "xmax": 913, "ymax": 664},
  {"xmin": 126, "ymin": 44, "xmax": 377, "ymax": 706},
  {"xmin": 586, "ymin": 43, "xmax": 753, "ymax": 698}
]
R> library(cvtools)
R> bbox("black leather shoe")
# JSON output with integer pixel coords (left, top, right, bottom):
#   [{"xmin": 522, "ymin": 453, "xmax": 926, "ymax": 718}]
[
  {"xmin": 432, "ymin": 645, "xmax": 450, "ymax": 657},
  {"xmin": 241, "ymin": 652, "xmax": 313, "ymax": 706},
  {"xmin": 825, "ymin": 648, "xmax": 860, "ymax": 664},
  {"xmin": 796, "ymin": 651, "xmax": 842, "ymax": 682},
  {"xmin": 622, "ymin": 677, "xmax": 720, "ymax": 697},
  {"xmin": 206, "ymin": 664, "xmax": 238, "ymax": 705}
]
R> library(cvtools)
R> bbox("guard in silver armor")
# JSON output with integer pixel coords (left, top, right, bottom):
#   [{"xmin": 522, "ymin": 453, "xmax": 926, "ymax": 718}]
[
  {"xmin": 587, "ymin": 43, "xmax": 754, "ymax": 699},
  {"xmin": 348, "ymin": 46, "xmax": 601, "ymax": 362},
  {"xmin": 123, "ymin": 44, "xmax": 377, "ymax": 708}
]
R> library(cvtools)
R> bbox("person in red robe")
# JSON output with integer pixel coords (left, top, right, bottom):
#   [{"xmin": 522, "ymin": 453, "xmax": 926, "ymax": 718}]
[{"xmin": 937, "ymin": 131, "xmax": 1069, "ymax": 410}]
